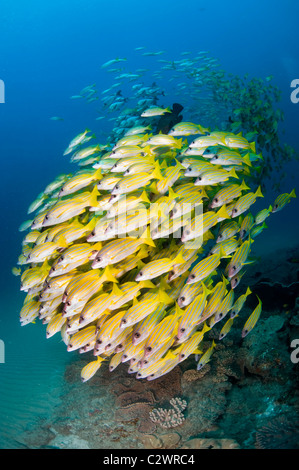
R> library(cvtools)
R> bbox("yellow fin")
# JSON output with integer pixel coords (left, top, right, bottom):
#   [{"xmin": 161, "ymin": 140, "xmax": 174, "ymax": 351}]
[
  {"xmin": 91, "ymin": 241, "xmax": 102, "ymax": 251},
  {"xmin": 172, "ymin": 252, "xmax": 186, "ymax": 265},
  {"xmin": 168, "ymin": 186, "xmax": 179, "ymax": 200},
  {"xmin": 56, "ymin": 235, "xmax": 68, "ymax": 248},
  {"xmin": 240, "ymin": 180, "xmax": 250, "ymax": 191},
  {"xmin": 140, "ymin": 280, "xmax": 156, "ymax": 289},
  {"xmin": 151, "ymin": 165, "xmax": 163, "ymax": 181},
  {"xmin": 290, "ymin": 188, "xmax": 296, "ymax": 198},
  {"xmin": 140, "ymin": 227, "xmax": 156, "ymax": 247},
  {"xmin": 111, "ymin": 283, "xmax": 125, "ymax": 297},
  {"xmin": 217, "ymin": 204, "xmax": 230, "ymax": 220},
  {"xmin": 193, "ymin": 348, "xmax": 202, "ymax": 355},
  {"xmin": 140, "ymin": 190, "xmax": 150, "ymax": 204},
  {"xmin": 88, "ymin": 185, "xmax": 100, "ymax": 207},
  {"xmin": 102, "ymin": 265, "xmax": 118, "ymax": 283},
  {"xmin": 243, "ymin": 154, "xmax": 252, "ymax": 167},
  {"xmin": 228, "ymin": 167, "xmax": 239, "ymax": 180},
  {"xmin": 255, "ymin": 186, "xmax": 264, "ymax": 198},
  {"xmin": 158, "ymin": 289, "xmax": 173, "ymax": 305},
  {"xmin": 94, "ymin": 168, "xmax": 102, "ymax": 180}
]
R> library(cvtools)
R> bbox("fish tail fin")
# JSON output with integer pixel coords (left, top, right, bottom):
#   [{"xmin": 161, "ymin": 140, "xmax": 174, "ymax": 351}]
[
  {"xmin": 94, "ymin": 168, "xmax": 102, "ymax": 180},
  {"xmin": 168, "ymin": 186, "xmax": 179, "ymax": 200},
  {"xmin": 91, "ymin": 241, "xmax": 102, "ymax": 251},
  {"xmin": 290, "ymin": 188, "xmax": 296, "ymax": 198},
  {"xmin": 249, "ymin": 142, "xmax": 256, "ymax": 153},
  {"xmin": 84, "ymin": 217, "xmax": 98, "ymax": 232},
  {"xmin": 217, "ymin": 204, "xmax": 230, "ymax": 220},
  {"xmin": 175, "ymin": 138, "xmax": 183, "ymax": 149},
  {"xmin": 172, "ymin": 252, "xmax": 186, "ymax": 265},
  {"xmin": 245, "ymin": 286, "xmax": 252, "ymax": 297},
  {"xmin": 140, "ymin": 190, "xmax": 151, "ymax": 204},
  {"xmin": 202, "ymin": 322, "xmax": 212, "ymax": 334},
  {"xmin": 111, "ymin": 283, "xmax": 125, "ymax": 297},
  {"xmin": 255, "ymin": 186, "xmax": 264, "ymax": 198},
  {"xmin": 56, "ymin": 235, "xmax": 68, "ymax": 248},
  {"xmin": 243, "ymin": 154, "xmax": 252, "ymax": 167},
  {"xmin": 140, "ymin": 280, "xmax": 156, "ymax": 289},
  {"xmin": 140, "ymin": 227, "xmax": 156, "ymax": 247},
  {"xmin": 89, "ymin": 185, "xmax": 100, "ymax": 207},
  {"xmin": 240, "ymin": 180, "xmax": 250, "ymax": 191},
  {"xmin": 102, "ymin": 266, "xmax": 118, "ymax": 283},
  {"xmin": 151, "ymin": 165, "xmax": 163, "ymax": 181},
  {"xmin": 229, "ymin": 167, "xmax": 239, "ymax": 179},
  {"xmin": 158, "ymin": 289, "xmax": 173, "ymax": 305}
]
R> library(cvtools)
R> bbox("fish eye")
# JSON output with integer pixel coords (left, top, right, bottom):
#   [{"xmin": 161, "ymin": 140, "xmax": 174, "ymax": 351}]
[
  {"xmin": 107, "ymin": 343, "xmax": 111, "ymax": 348},
  {"xmin": 115, "ymin": 185, "xmax": 119, "ymax": 190},
  {"xmin": 180, "ymin": 296, "xmax": 185, "ymax": 302},
  {"xmin": 190, "ymin": 274, "xmax": 195, "ymax": 280},
  {"xmin": 244, "ymin": 329, "xmax": 248, "ymax": 335},
  {"xmin": 232, "ymin": 208, "xmax": 238, "ymax": 213},
  {"xmin": 146, "ymin": 346, "xmax": 152, "ymax": 352},
  {"xmin": 45, "ymin": 215, "xmax": 49, "ymax": 220},
  {"xmin": 122, "ymin": 318, "xmax": 127, "ymax": 324},
  {"xmin": 169, "ymin": 270, "xmax": 174, "ymax": 277},
  {"xmin": 181, "ymin": 354, "xmax": 185, "ymax": 358},
  {"xmin": 220, "ymin": 333, "xmax": 224, "ymax": 339},
  {"xmin": 232, "ymin": 265, "xmax": 236, "ymax": 271},
  {"xmin": 197, "ymin": 177, "xmax": 202, "ymax": 181},
  {"xmin": 96, "ymin": 256, "xmax": 102, "ymax": 262},
  {"xmin": 139, "ymin": 271, "xmax": 143, "ymax": 276},
  {"xmin": 60, "ymin": 255, "xmax": 64, "ymax": 261},
  {"xmin": 66, "ymin": 301, "xmax": 71, "ymax": 306},
  {"xmin": 144, "ymin": 360, "xmax": 148, "ymax": 365},
  {"xmin": 218, "ymin": 313, "xmax": 223, "ymax": 318},
  {"xmin": 180, "ymin": 327, "xmax": 185, "ymax": 333},
  {"xmin": 214, "ymin": 198, "xmax": 218, "ymax": 203},
  {"xmin": 134, "ymin": 332, "xmax": 140, "ymax": 338},
  {"xmin": 123, "ymin": 354, "xmax": 127, "ymax": 359},
  {"xmin": 91, "ymin": 230, "xmax": 95, "ymax": 236},
  {"xmin": 97, "ymin": 339, "xmax": 102, "ymax": 345},
  {"xmin": 274, "ymin": 204, "xmax": 278, "ymax": 209},
  {"xmin": 69, "ymin": 344, "xmax": 72, "ymax": 348},
  {"xmin": 51, "ymin": 267, "xmax": 56, "ymax": 272}
]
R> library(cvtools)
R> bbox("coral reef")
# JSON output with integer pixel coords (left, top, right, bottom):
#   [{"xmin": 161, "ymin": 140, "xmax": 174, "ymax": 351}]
[{"xmin": 149, "ymin": 397, "xmax": 187, "ymax": 429}]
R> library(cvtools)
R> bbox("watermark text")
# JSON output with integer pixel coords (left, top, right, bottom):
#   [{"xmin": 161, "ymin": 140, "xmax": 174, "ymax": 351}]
[
  {"xmin": 290, "ymin": 79, "xmax": 299, "ymax": 104},
  {"xmin": 0, "ymin": 79, "xmax": 4, "ymax": 103}
]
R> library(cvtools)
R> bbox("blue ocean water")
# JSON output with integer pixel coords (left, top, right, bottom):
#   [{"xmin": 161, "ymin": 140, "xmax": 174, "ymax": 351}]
[{"xmin": 0, "ymin": 0, "xmax": 298, "ymax": 449}]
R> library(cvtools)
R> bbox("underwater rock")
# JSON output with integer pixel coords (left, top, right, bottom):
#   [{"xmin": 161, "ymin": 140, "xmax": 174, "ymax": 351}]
[
  {"xmin": 160, "ymin": 432, "xmax": 181, "ymax": 448},
  {"xmin": 138, "ymin": 433, "xmax": 163, "ymax": 449},
  {"xmin": 181, "ymin": 437, "xmax": 240, "ymax": 449}
]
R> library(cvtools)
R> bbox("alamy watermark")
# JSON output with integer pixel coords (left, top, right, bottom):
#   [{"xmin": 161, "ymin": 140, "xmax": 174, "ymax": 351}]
[
  {"xmin": 290, "ymin": 79, "xmax": 299, "ymax": 104},
  {"xmin": 0, "ymin": 79, "xmax": 4, "ymax": 103},
  {"xmin": 290, "ymin": 339, "xmax": 299, "ymax": 364},
  {"xmin": 0, "ymin": 339, "xmax": 5, "ymax": 363}
]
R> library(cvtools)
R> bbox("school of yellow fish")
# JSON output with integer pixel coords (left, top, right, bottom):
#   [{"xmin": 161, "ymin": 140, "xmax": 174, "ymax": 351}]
[{"xmin": 16, "ymin": 116, "xmax": 296, "ymax": 382}]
